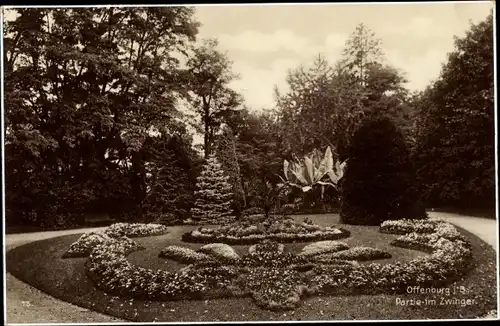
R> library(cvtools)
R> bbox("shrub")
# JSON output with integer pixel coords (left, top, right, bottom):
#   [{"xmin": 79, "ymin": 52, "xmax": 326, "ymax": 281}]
[
  {"xmin": 63, "ymin": 232, "xmax": 113, "ymax": 258},
  {"xmin": 297, "ymin": 241, "xmax": 350, "ymax": 257},
  {"xmin": 142, "ymin": 142, "xmax": 194, "ymax": 225},
  {"xmin": 340, "ymin": 114, "xmax": 427, "ymax": 226}
]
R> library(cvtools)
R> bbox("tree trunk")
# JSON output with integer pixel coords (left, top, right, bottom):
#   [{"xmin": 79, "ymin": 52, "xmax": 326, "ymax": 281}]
[
  {"xmin": 131, "ymin": 150, "xmax": 146, "ymax": 211},
  {"xmin": 204, "ymin": 106, "xmax": 210, "ymax": 159}
]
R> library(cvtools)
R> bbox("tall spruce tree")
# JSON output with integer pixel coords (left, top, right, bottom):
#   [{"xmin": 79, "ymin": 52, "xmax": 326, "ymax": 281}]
[
  {"xmin": 215, "ymin": 126, "xmax": 246, "ymax": 215},
  {"xmin": 191, "ymin": 155, "xmax": 234, "ymax": 224},
  {"xmin": 340, "ymin": 114, "xmax": 427, "ymax": 225}
]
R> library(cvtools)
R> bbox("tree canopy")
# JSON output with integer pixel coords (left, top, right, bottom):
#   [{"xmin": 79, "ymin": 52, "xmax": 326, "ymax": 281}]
[
  {"xmin": 3, "ymin": 8, "xmax": 495, "ymax": 227},
  {"xmin": 413, "ymin": 11, "xmax": 494, "ymax": 209}
]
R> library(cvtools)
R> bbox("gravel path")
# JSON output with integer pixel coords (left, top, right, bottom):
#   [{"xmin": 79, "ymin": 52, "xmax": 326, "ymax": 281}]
[
  {"xmin": 427, "ymin": 211, "xmax": 497, "ymax": 251},
  {"xmin": 5, "ymin": 227, "xmax": 125, "ymax": 324},
  {"xmin": 5, "ymin": 214, "xmax": 498, "ymax": 323}
]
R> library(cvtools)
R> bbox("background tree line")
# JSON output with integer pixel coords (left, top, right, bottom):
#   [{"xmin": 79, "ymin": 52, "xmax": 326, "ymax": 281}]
[{"xmin": 3, "ymin": 8, "xmax": 495, "ymax": 228}]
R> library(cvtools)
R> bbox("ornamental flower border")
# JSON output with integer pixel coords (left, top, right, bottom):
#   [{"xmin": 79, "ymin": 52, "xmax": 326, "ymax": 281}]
[
  {"xmin": 182, "ymin": 229, "xmax": 352, "ymax": 244},
  {"xmin": 305, "ymin": 218, "xmax": 473, "ymax": 297},
  {"xmin": 74, "ymin": 219, "xmax": 473, "ymax": 311},
  {"xmin": 182, "ymin": 217, "xmax": 351, "ymax": 244}
]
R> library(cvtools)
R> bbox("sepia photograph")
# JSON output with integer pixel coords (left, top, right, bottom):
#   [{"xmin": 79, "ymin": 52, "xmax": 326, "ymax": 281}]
[{"xmin": 2, "ymin": 1, "xmax": 498, "ymax": 323}]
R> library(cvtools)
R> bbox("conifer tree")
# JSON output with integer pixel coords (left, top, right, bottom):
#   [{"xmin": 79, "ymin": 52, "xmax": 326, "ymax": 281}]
[
  {"xmin": 192, "ymin": 155, "xmax": 234, "ymax": 223},
  {"xmin": 215, "ymin": 126, "xmax": 246, "ymax": 215}
]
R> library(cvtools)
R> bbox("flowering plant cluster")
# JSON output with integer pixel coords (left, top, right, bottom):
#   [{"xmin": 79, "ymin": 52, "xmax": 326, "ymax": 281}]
[
  {"xmin": 297, "ymin": 240, "xmax": 350, "ymax": 257},
  {"xmin": 63, "ymin": 222, "xmax": 167, "ymax": 258},
  {"xmin": 249, "ymin": 240, "xmax": 285, "ymax": 255},
  {"xmin": 379, "ymin": 218, "xmax": 443, "ymax": 235},
  {"xmin": 307, "ymin": 219, "xmax": 472, "ymax": 295},
  {"xmin": 317, "ymin": 246, "xmax": 392, "ymax": 261},
  {"xmin": 241, "ymin": 207, "xmax": 265, "ymax": 216},
  {"xmin": 158, "ymin": 246, "xmax": 215, "ymax": 264},
  {"xmin": 86, "ymin": 239, "xmax": 239, "ymax": 301},
  {"xmin": 104, "ymin": 223, "xmax": 169, "ymax": 238},
  {"xmin": 63, "ymin": 232, "xmax": 113, "ymax": 258},
  {"xmin": 198, "ymin": 243, "xmax": 240, "ymax": 261},
  {"xmin": 183, "ymin": 217, "xmax": 349, "ymax": 244},
  {"xmin": 89, "ymin": 236, "xmax": 400, "ymax": 310},
  {"xmin": 63, "ymin": 232, "xmax": 143, "ymax": 258}
]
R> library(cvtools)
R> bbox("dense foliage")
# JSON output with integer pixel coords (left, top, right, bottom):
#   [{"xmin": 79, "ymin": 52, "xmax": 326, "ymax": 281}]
[
  {"xmin": 191, "ymin": 155, "xmax": 234, "ymax": 224},
  {"xmin": 3, "ymin": 8, "xmax": 202, "ymax": 227},
  {"xmin": 184, "ymin": 38, "xmax": 243, "ymax": 159},
  {"xmin": 4, "ymin": 7, "xmax": 494, "ymax": 228},
  {"xmin": 412, "ymin": 12, "xmax": 494, "ymax": 211},
  {"xmin": 340, "ymin": 114, "xmax": 427, "ymax": 225},
  {"xmin": 141, "ymin": 134, "xmax": 198, "ymax": 224}
]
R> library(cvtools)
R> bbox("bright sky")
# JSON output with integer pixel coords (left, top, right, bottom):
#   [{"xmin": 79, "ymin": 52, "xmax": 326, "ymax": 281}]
[
  {"xmin": 2, "ymin": 2, "xmax": 495, "ymax": 146},
  {"xmin": 194, "ymin": 2, "xmax": 495, "ymax": 110}
]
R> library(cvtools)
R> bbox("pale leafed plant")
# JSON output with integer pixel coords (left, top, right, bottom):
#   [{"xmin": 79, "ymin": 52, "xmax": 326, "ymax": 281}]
[{"xmin": 279, "ymin": 146, "xmax": 346, "ymax": 196}]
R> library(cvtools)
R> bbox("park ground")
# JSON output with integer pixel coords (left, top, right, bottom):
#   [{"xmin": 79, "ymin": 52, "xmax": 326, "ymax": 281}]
[{"xmin": 4, "ymin": 212, "xmax": 498, "ymax": 323}]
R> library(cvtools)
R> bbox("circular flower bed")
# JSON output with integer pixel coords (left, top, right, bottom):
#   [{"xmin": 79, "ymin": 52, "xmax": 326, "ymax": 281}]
[
  {"xmin": 63, "ymin": 219, "xmax": 473, "ymax": 311},
  {"xmin": 182, "ymin": 215, "xmax": 350, "ymax": 244}
]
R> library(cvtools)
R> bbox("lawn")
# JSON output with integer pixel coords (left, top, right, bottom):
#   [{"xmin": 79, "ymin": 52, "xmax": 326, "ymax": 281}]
[{"xmin": 5, "ymin": 214, "xmax": 497, "ymax": 322}]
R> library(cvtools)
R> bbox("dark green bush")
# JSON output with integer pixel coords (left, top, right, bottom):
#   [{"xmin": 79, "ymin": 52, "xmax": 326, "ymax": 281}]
[{"xmin": 340, "ymin": 114, "xmax": 427, "ymax": 225}]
